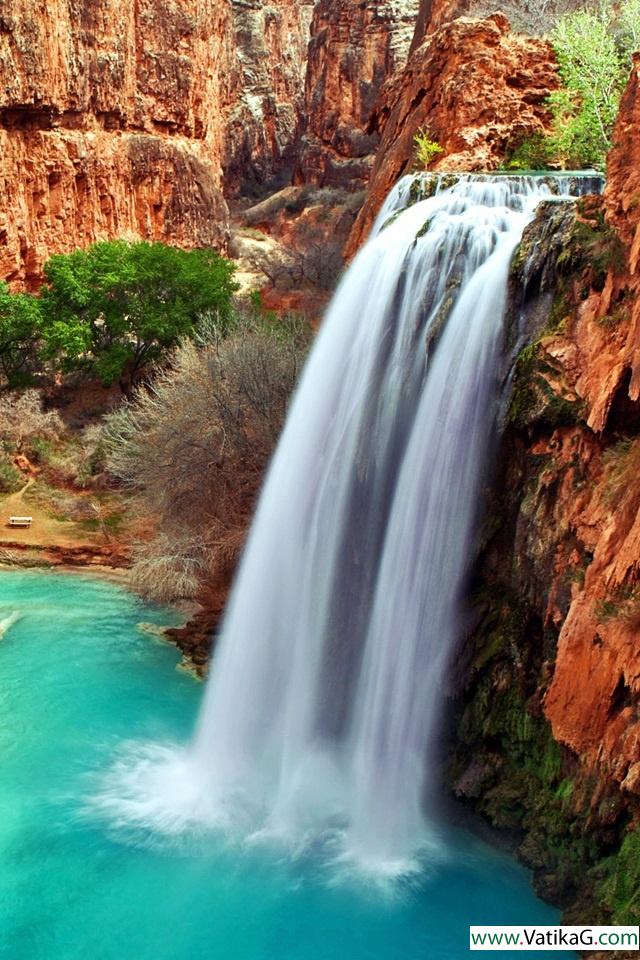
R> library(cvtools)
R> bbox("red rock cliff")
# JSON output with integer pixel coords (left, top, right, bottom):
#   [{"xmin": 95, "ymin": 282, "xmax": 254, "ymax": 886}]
[
  {"xmin": 534, "ymin": 55, "xmax": 640, "ymax": 797},
  {"xmin": 223, "ymin": 0, "xmax": 316, "ymax": 196},
  {"xmin": 0, "ymin": 0, "xmax": 422, "ymax": 285},
  {"xmin": 0, "ymin": 0, "xmax": 322, "ymax": 287},
  {"xmin": 346, "ymin": 13, "xmax": 559, "ymax": 255},
  {"xmin": 0, "ymin": 0, "xmax": 236, "ymax": 288},
  {"xmin": 452, "ymin": 52, "xmax": 640, "ymax": 813},
  {"xmin": 295, "ymin": 0, "xmax": 421, "ymax": 189}
]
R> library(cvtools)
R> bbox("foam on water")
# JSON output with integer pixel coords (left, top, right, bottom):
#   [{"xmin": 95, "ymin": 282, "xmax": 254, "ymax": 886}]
[{"xmin": 0, "ymin": 570, "xmax": 575, "ymax": 958}]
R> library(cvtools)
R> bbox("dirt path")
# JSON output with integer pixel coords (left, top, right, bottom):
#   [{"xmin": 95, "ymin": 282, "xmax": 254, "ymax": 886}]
[{"xmin": 0, "ymin": 479, "xmax": 100, "ymax": 550}]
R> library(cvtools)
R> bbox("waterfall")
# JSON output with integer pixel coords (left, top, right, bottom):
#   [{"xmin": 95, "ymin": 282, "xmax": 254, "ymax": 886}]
[{"xmin": 97, "ymin": 173, "xmax": 599, "ymax": 876}]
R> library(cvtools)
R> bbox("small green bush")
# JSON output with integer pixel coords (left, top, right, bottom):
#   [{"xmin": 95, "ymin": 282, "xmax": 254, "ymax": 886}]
[
  {"xmin": 28, "ymin": 436, "xmax": 53, "ymax": 465},
  {"xmin": 503, "ymin": 134, "xmax": 552, "ymax": 171},
  {"xmin": 413, "ymin": 128, "xmax": 444, "ymax": 170}
]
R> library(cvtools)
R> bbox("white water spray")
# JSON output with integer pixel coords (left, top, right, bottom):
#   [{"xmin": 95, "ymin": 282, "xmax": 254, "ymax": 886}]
[
  {"xmin": 97, "ymin": 174, "xmax": 598, "ymax": 874},
  {"xmin": 0, "ymin": 609, "xmax": 21, "ymax": 638}
]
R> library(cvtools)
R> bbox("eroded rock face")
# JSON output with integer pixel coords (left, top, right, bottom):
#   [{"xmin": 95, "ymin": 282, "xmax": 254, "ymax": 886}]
[
  {"xmin": 223, "ymin": 0, "xmax": 316, "ymax": 197},
  {"xmin": 414, "ymin": 0, "xmax": 588, "ymax": 41},
  {"xmin": 346, "ymin": 14, "xmax": 559, "ymax": 255},
  {"xmin": 295, "ymin": 0, "xmax": 421, "ymax": 189},
  {"xmin": 0, "ymin": 0, "xmax": 233, "ymax": 287},
  {"xmin": 538, "ymin": 55, "xmax": 640, "ymax": 784},
  {"xmin": 437, "ymin": 55, "xmax": 640, "ymax": 923}
]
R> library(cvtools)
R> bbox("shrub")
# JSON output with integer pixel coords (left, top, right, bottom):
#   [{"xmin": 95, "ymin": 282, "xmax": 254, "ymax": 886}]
[
  {"xmin": 0, "ymin": 390, "xmax": 64, "ymax": 452},
  {"xmin": 503, "ymin": 134, "xmax": 553, "ymax": 171},
  {"xmin": 103, "ymin": 314, "xmax": 310, "ymax": 601},
  {"xmin": 39, "ymin": 241, "xmax": 238, "ymax": 389},
  {"xmin": 0, "ymin": 282, "xmax": 42, "ymax": 388},
  {"xmin": 546, "ymin": 5, "xmax": 624, "ymax": 169},
  {"xmin": 598, "ymin": 827, "xmax": 640, "ymax": 924},
  {"xmin": 413, "ymin": 128, "xmax": 444, "ymax": 170},
  {"xmin": 0, "ymin": 456, "xmax": 22, "ymax": 494},
  {"xmin": 508, "ymin": 1, "xmax": 639, "ymax": 170}
]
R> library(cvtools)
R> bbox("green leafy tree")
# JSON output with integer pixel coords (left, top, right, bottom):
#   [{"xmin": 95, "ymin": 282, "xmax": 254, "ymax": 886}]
[
  {"xmin": 506, "ymin": 1, "xmax": 639, "ymax": 171},
  {"xmin": 546, "ymin": 5, "xmax": 625, "ymax": 168},
  {"xmin": 0, "ymin": 282, "xmax": 42, "ymax": 388},
  {"xmin": 39, "ymin": 241, "xmax": 238, "ymax": 389},
  {"xmin": 619, "ymin": 0, "xmax": 640, "ymax": 54}
]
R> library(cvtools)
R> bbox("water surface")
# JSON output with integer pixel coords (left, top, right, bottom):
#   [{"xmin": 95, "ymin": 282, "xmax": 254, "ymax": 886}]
[{"xmin": 0, "ymin": 571, "xmax": 573, "ymax": 959}]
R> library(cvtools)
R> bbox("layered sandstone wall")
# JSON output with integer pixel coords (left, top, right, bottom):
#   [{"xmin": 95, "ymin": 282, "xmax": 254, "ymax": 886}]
[
  {"xmin": 295, "ymin": 0, "xmax": 420, "ymax": 189},
  {"xmin": 0, "ymin": 0, "xmax": 234, "ymax": 288},
  {"xmin": 1, "ymin": 0, "xmax": 420, "ymax": 286}
]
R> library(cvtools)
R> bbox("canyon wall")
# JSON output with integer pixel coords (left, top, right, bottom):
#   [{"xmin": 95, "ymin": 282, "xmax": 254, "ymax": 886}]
[
  {"xmin": 0, "ymin": 0, "xmax": 234, "ymax": 288},
  {"xmin": 346, "ymin": 0, "xmax": 594, "ymax": 255},
  {"xmin": 222, "ymin": 0, "xmax": 316, "ymax": 197},
  {"xmin": 295, "ymin": 0, "xmax": 420, "ymax": 189},
  {"xmin": 540, "ymin": 54, "xmax": 640, "ymax": 791},
  {"xmin": 0, "ymin": 0, "xmax": 321, "ymax": 287},
  {"xmin": 0, "ymin": 0, "xmax": 424, "ymax": 286},
  {"xmin": 346, "ymin": 13, "xmax": 559, "ymax": 255}
]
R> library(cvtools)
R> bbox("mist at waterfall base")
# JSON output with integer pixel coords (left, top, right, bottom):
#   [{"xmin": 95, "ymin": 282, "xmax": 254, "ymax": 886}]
[
  {"xmin": 0, "ymin": 571, "xmax": 570, "ymax": 960},
  {"xmin": 93, "ymin": 175, "xmax": 594, "ymax": 878}
]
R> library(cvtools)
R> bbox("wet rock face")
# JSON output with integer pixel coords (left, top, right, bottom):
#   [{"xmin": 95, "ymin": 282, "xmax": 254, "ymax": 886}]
[
  {"xmin": 295, "ymin": 0, "xmax": 421, "ymax": 190},
  {"xmin": 0, "ymin": 0, "xmax": 233, "ymax": 287},
  {"xmin": 346, "ymin": 14, "xmax": 559, "ymax": 256},
  {"xmin": 456, "ymin": 58, "xmax": 640, "ymax": 826}
]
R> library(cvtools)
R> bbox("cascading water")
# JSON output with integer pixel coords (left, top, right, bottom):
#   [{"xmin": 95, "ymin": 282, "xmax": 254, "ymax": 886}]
[{"xmin": 98, "ymin": 173, "xmax": 601, "ymax": 876}]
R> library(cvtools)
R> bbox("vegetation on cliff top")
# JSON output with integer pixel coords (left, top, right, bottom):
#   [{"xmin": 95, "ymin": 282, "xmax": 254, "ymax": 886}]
[{"xmin": 507, "ymin": 0, "xmax": 639, "ymax": 170}]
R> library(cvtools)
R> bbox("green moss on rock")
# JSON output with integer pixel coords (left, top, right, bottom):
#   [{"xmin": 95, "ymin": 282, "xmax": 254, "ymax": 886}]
[
  {"xmin": 598, "ymin": 828, "xmax": 640, "ymax": 924},
  {"xmin": 508, "ymin": 339, "xmax": 586, "ymax": 430}
]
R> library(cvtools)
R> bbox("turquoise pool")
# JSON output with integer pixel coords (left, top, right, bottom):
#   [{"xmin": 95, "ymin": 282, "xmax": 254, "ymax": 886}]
[{"xmin": 0, "ymin": 571, "xmax": 571, "ymax": 959}]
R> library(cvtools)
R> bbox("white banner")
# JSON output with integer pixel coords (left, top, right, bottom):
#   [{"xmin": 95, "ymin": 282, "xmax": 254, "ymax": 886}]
[{"xmin": 469, "ymin": 925, "xmax": 640, "ymax": 951}]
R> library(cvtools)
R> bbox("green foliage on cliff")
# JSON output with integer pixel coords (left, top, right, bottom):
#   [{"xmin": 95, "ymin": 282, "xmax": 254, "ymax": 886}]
[
  {"xmin": 506, "ymin": 1, "xmax": 639, "ymax": 171},
  {"xmin": 413, "ymin": 128, "xmax": 444, "ymax": 170},
  {"xmin": 39, "ymin": 241, "xmax": 238, "ymax": 388},
  {"xmin": 598, "ymin": 828, "xmax": 640, "ymax": 924}
]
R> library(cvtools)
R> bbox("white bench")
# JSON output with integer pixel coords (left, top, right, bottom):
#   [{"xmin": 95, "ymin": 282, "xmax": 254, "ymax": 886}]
[{"xmin": 8, "ymin": 517, "xmax": 32, "ymax": 527}]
